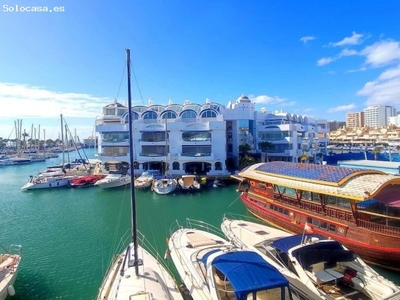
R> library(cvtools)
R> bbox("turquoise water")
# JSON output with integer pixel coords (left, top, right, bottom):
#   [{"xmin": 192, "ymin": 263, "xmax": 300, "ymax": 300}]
[
  {"xmin": 0, "ymin": 149, "xmax": 246, "ymax": 299},
  {"xmin": 1, "ymin": 149, "xmax": 399, "ymax": 299}
]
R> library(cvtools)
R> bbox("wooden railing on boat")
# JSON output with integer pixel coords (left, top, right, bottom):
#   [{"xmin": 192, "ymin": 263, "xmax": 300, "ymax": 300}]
[
  {"xmin": 248, "ymin": 190, "xmax": 400, "ymax": 238},
  {"xmin": 357, "ymin": 218, "xmax": 400, "ymax": 237}
]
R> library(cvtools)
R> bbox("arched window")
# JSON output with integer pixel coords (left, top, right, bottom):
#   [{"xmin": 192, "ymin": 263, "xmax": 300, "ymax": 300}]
[
  {"xmin": 215, "ymin": 162, "xmax": 222, "ymax": 170},
  {"xmin": 181, "ymin": 110, "xmax": 197, "ymax": 119},
  {"xmin": 201, "ymin": 110, "xmax": 217, "ymax": 118},
  {"xmin": 142, "ymin": 111, "xmax": 158, "ymax": 120},
  {"xmin": 173, "ymin": 161, "xmax": 180, "ymax": 170},
  {"xmin": 161, "ymin": 111, "xmax": 177, "ymax": 119}
]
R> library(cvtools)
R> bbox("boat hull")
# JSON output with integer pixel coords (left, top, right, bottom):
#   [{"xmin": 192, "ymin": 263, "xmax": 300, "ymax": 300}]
[
  {"xmin": 240, "ymin": 193, "xmax": 400, "ymax": 271},
  {"xmin": 21, "ymin": 177, "xmax": 72, "ymax": 190}
]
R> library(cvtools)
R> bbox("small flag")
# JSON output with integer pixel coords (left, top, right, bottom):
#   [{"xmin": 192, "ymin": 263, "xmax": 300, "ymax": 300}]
[{"xmin": 304, "ymin": 222, "xmax": 314, "ymax": 234}]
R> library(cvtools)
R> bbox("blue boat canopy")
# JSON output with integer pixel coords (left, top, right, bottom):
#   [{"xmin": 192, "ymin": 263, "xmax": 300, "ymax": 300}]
[
  {"xmin": 210, "ymin": 251, "xmax": 289, "ymax": 300},
  {"xmin": 272, "ymin": 235, "xmax": 355, "ymax": 270}
]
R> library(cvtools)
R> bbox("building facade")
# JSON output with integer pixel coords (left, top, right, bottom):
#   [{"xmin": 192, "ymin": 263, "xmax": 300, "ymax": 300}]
[
  {"xmin": 95, "ymin": 96, "xmax": 329, "ymax": 175},
  {"xmin": 346, "ymin": 112, "xmax": 364, "ymax": 128},
  {"xmin": 364, "ymin": 105, "xmax": 397, "ymax": 127}
]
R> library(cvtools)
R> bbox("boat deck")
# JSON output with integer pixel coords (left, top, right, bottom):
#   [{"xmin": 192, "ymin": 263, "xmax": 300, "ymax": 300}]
[{"xmin": 319, "ymin": 281, "xmax": 370, "ymax": 300}]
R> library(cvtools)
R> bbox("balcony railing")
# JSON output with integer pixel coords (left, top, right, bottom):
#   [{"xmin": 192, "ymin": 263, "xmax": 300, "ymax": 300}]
[{"xmin": 180, "ymin": 152, "xmax": 211, "ymax": 157}]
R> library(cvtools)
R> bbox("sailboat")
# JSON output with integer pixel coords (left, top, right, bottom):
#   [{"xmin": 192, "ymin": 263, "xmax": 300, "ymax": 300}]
[
  {"xmin": 20, "ymin": 115, "xmax": 79, "ymax": 190},
  {"xmin": 96, "ymin": 49, "xmax": 183, "ymax": 300}
]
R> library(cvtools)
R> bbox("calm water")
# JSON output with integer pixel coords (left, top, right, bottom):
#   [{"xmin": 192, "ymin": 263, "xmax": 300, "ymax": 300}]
[
  {"xmin": 1, "ymin": 149, "xmax": 247, "ymax": 299},
  {"xmin": 1, "ymin": 149, "xmax": 399, "ymax": 300}
]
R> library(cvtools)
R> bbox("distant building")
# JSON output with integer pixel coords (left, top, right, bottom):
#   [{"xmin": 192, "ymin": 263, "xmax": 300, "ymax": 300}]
[
  {"xmin": 82, "ymin": 136, "xmax": 97, "ymax": 148},
  {"xmin": 364, "ymin": 105, "xmax": 397, "ymax": 127},
  {"xmin": 389, "ymin": 114, "xmax": 400, "ymax": 126},
  {"xmin": 328, "ymin": 120, "xmax": 345, "ymax": 132},
  {"xmin": 346, "ymin": 112, "xmax": 364, "ymax": 128}
]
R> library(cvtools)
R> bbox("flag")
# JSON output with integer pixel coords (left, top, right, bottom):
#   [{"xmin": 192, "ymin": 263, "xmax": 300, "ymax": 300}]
[{"xmin": 304, "ymin": 222, "xmax": 314, "ymax": 234}]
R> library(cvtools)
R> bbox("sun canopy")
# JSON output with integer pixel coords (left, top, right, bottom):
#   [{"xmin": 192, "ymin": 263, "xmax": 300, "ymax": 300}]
[
  {"xmin": 273, "ymin": 235, "xmax": 355, "ymax": 270},
  {"xmin": 210, "ymin": 251, "xmax": 289, "ymax": 299}
]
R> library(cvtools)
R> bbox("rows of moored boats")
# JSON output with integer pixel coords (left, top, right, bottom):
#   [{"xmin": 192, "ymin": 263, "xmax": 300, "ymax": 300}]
[{"xmin": 19, "ymin": 160, "xmax": 225, "ymax": 192}]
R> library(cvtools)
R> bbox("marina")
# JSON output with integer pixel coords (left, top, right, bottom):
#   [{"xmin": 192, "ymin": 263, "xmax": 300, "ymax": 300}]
[{"xmin": 0, "ymin": 149, "xmax": 248, "ymax": 300}]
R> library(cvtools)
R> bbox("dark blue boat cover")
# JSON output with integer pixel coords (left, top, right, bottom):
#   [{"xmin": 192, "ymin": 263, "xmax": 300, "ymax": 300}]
[
  {"xmin": 272, "ymin": 234, "xmax": 325, "ymax": 253},
  {"xmin": 272, "ymin": 235, "xmax": 355, "ymax": 270},
  {"xmin": 210, "ymin": 251, "xmax": 289, "ymax": 299}
]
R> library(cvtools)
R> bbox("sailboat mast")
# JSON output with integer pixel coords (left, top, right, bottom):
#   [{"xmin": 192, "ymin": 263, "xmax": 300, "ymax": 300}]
[
  {"xmin": 61, "ymin": 114, "xmax": 65, "ymax": 166},
  {"xmin": 126, "ymin": 49, "xmax": 139, "ymax": 276}
]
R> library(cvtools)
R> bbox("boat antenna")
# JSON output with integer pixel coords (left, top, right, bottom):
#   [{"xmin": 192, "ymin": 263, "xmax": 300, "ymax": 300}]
[{"xmin": 126, "ymin": 48, "xmax": 139, "ymax": 277}]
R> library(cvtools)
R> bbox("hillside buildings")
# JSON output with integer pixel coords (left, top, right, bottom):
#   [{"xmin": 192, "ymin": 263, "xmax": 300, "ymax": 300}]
[{"xmin": 95, "ymin": 95, "xmax": 329, "ymax": 176}]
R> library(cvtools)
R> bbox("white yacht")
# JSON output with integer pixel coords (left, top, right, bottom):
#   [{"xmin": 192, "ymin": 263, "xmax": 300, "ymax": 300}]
[
  {"xmin": 221, "ymin": 215, "xmax": 400, "ymax": 300},
  {"xmin": 167, "ymin": 218, "xmax": 298, "ymax": 300}
]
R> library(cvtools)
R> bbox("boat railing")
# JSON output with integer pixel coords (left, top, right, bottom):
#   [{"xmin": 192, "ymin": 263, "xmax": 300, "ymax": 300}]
[
  {"xmin": 169, "ymin": 218, "xmax": 226, "ymax": 240},
  {"xmin": 276, "ymin": 194, "xmax": 356, "ymax": 222},
  {"xmin": 357, "ymin": 219, "xmax": 400, "ymax": 237}
]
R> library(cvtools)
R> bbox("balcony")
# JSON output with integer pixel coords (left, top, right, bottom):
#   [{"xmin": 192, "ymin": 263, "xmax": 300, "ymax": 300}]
[{"xmin": 178, "ymin": 152, "xmax": 214, "ymax": 160}]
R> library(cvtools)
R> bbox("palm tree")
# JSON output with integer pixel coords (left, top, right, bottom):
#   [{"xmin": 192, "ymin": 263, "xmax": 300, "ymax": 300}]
[
  {"xmin": 372, "ymin": 146, "xmax": 383, "ymax": 160},
  {"xmin": 258, "ymin": 141, "xmax": 273, "ymax": 162}
]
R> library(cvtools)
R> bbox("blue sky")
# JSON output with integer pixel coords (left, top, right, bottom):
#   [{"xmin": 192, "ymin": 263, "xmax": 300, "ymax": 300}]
[{"xmin": 1, "ymin": 0, "xmax": 400, "ymax": 140}]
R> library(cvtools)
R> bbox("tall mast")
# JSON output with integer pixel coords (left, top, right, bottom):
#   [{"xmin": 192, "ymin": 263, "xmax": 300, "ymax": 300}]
[
  {"xmin": 61, "ymin": 114, "xmax": 65, "ymax": 165},
  {"xmin": 126, "ymin": 49, "xmax": 139, "ymax": 276}
]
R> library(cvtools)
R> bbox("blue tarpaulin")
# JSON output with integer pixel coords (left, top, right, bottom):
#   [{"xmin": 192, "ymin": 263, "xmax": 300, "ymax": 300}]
[{"xmin": 209, "ymin": 251, "xmax": 289, "ymax": 300}]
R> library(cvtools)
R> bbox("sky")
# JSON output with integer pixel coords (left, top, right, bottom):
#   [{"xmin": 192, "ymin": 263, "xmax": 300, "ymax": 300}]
[{"xmin": 1, "ymin": 0, "xmax": 400, "ymax": 140}]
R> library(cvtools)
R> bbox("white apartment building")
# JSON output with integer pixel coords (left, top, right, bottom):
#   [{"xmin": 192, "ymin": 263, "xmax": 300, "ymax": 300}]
[
  {"xmin": 95, "ymin": 95, "xmax": 329, "ymax": 175},
  {"xmin": 364, "ymin": 105, "xmax": 397, "ymax": 127}
]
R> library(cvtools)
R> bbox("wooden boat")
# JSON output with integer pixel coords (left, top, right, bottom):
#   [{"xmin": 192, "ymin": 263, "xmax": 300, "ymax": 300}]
[
  {"xmin": 167, "ymin": 218, "xmax": 297, "ymax": 300},
  {"xmin": 0, "ymin": 244, "xmax": 22, "ymax": 300},
  {"xmin": 96, "ymin": 49, "xmax": 182, "ymax": 300},
  {"xmin": 232, "ymin": 161, "xmax": 400, "ymax": 271},
  {"xmin": 221, "ymin": 215, "xmax": 400, "ymax": 300}
]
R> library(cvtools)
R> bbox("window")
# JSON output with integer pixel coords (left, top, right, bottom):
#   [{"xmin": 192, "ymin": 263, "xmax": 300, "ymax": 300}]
[
  {"xmin": 143, "ymin": 111, "xmax": 158, "ymax": 120},
  {"xmin": 162, "ymin": 111, "xmax": 177, "ymax": 119},
  {"xmin": 201, "ymin": 110, "xmax": 217, "ymax": 118},
  {"xmin": 320, "ymin": 222, "xmax": 328, "ymax": 230},
  {"xmin": 181, "ymin": 110, "xmax": 197, "ymax": 119}
]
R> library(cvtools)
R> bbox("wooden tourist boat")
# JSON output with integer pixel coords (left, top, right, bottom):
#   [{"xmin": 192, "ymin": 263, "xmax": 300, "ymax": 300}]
[{"xmin": 232, "ymin": 161, "xmax": 400, "ymax": 271}]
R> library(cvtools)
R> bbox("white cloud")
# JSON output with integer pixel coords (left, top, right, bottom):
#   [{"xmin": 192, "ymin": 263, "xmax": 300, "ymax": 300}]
[
  {"xmin": 300, "ymin": 36, "xmax": 315, "ymax": 44},
  {"xmin": 248, "ymin": 94, "xmax": 295, "ymax": 106},
  {"xmin": 340, "ymin": 48, "xmax": 358, "ymax": 57},
  {"xmin": 357, "ymin": 64, "xmax": 400, "ymax": 106},
  {"xmin": 317, "ymin": 57, "xmax": 335, "ymax": 66},
  {"xmin": 331, "ymin": 31, "xmax": 364, "ymax": 47},
  {"xmin": 328, "ymin": 104, "xmax": 357, "ymax": 113},
  {"xmin": 0, "ymin": 82, "xmax": 111, "ymax": 118},
  {"xmin": 361, "ymin": 40, "xmax": 400, "ymax": 67},
  {"xmin": 317, "ymin": 48, "xmax": 359, "ymax": 66}
]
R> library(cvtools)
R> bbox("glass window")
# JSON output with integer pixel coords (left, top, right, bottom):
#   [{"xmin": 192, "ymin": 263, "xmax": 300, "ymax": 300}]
[
  {"xmin": 143, "ymin": 111, "xmax": 157, "ymax": 119},
  {"xmin": 181, "ymin": 110, "xmax": 197, "ymax": 119},
  {"xmin": 201, "ymin": 110, "xmax": 217, "ymax": 118},
  {"xmin": 320, "ymin": 222, "xmax": 328, "ymax": 230}
]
